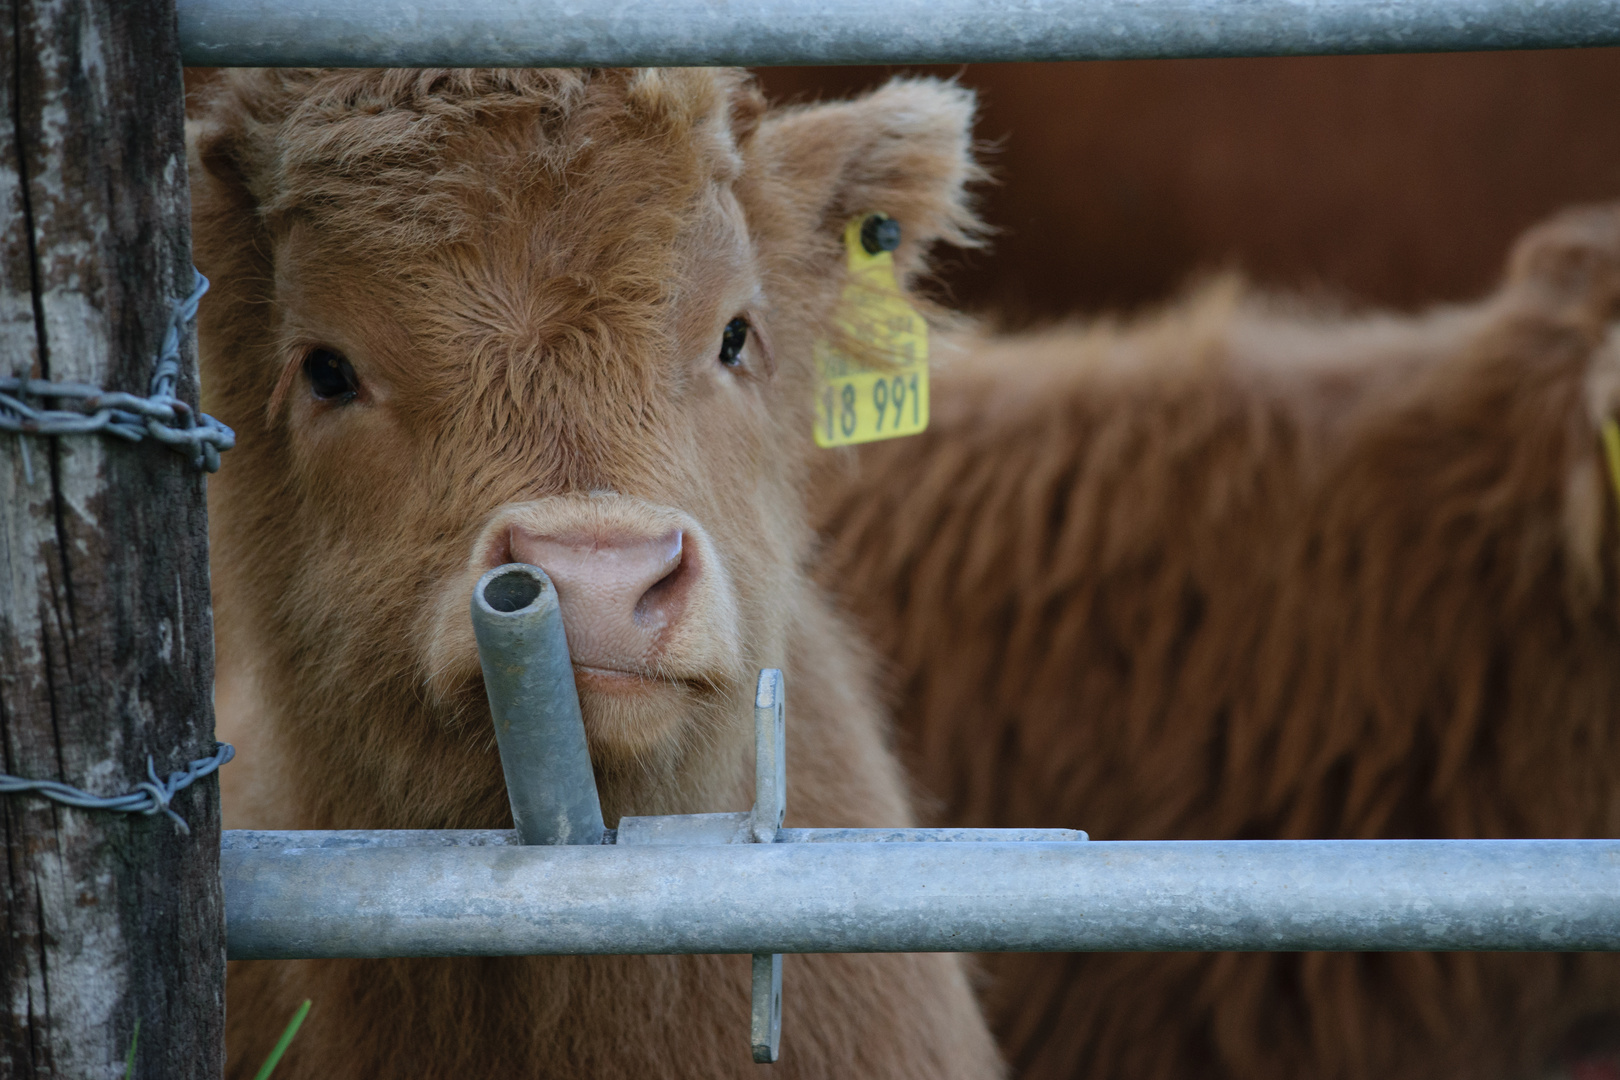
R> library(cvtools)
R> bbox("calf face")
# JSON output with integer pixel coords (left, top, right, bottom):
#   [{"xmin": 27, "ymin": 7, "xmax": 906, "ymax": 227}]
[{"xmin": 190, "ymin": 67, "xmax": 980, "ymax": 826}]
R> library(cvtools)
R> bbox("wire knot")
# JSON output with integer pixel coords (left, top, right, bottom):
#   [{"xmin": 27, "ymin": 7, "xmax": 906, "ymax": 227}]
[
  {"xmin": 0, "ymin": 742, "xmax": 235, "ymax": 836},
  {"xmin": 1, "ymin": 270, "xmax": 234, "ymax": 476}
]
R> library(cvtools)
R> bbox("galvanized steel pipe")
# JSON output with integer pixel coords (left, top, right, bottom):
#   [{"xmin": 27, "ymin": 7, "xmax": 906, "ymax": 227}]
[
  {"xmin": 177, "ymin": 0, "xmax": 1620, "ymax": 67},
  {"xmin": 470, "ymin": 562, "xmax": 605, "ymax": 846},
  {"xmin": 222, "ymin": 826, "xmax": 1090, "ymax": 849},
  {"xmin": 222, "ymin": 838, "xmax": 1620, "ymax": 959}
]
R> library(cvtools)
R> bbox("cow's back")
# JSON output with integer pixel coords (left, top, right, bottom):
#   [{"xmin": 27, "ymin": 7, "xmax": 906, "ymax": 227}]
[{"xmin": 815, "ymin": 210, "xmax": 1620, "ymax": 1080}]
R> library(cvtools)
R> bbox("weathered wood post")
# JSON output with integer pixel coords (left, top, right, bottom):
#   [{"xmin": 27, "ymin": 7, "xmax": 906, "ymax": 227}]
[{"xmin": 0, "ymin": 0, "xmax": 224, "ymax": 1076}]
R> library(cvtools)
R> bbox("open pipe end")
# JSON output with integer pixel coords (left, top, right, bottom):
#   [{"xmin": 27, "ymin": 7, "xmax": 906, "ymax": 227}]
[{"xmin": 476, "ymin": 562, "xmax": 551, "ymax": 616}]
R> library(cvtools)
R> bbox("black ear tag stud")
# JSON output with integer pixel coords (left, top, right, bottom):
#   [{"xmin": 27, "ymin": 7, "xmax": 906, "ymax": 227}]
[{"xmin": 859, "ymin": 213, "xmax": 902, "ymax": 255}]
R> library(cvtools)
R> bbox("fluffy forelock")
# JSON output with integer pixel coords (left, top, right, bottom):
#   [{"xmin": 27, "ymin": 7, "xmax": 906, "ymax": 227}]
[{"xmin": 199, "ymin": 66, "xmax": 756, "ymax": 252}]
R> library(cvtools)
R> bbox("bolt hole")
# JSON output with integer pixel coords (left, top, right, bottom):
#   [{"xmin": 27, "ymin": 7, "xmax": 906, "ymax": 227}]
[{"xmin": 484, "ymin": 567, "xmax": 545, "ymax": 613}]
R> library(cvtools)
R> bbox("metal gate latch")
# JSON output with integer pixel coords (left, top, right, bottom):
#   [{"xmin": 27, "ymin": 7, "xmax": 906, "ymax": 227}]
[
  {"xmin": 471, "ymin": 562, "xmax": 1083, "ymax": 1063},
  {"xmin": 611, "ymin": 667, "xmax": 786, "ymax": 1062}
]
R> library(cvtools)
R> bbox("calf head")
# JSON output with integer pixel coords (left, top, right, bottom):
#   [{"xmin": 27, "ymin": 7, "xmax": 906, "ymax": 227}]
[{"xmin": 189, "ymin": 68, "xmax": 980, "ymax": 825}]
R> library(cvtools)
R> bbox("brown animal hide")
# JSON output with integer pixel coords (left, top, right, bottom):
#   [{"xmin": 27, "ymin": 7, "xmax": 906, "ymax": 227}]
[
  {"xmin": 189, "ymin": 68, "xmax": 1001, "ymax": 1079},
  {"xmin": 816, "ymin": 205, "xmax": 1620, "ymax": 1080}
]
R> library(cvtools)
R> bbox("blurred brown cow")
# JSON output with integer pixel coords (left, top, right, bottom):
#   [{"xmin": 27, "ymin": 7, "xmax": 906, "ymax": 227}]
[
  {"xmin": 816, "ymin": 204, "xmax": 1620, "ymax": 1080},
  {"xmin": 783, "ymin": 51, "xmax": 1620, "ymax": 1079}
]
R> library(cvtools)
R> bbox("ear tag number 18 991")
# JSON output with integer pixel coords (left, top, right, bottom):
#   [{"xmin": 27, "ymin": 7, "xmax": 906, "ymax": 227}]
[{"xmin": 813, "ymin": 214, "xmax": 929, "ymax": 448}]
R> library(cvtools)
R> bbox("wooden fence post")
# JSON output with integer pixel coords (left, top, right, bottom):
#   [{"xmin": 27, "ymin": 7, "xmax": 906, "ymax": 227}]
[{"xmin": 0, "ymin": 0, "xmax": 223, "ymax": 1076}]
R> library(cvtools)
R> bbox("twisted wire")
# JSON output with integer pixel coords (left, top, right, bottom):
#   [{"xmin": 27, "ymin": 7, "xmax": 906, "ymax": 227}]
[
  {"xmin": 0, "ymin": 743, "xmax": 235, "ymax": 835},
  {"xmin": 0, "ymin": 270, "xmax": 235, "ymax": 473}
]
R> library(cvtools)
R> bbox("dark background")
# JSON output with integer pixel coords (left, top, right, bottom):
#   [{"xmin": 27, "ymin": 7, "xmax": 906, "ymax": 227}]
[{"xmin": 757, "ymin": 50, "xmax": 1620, "ymax": 324}]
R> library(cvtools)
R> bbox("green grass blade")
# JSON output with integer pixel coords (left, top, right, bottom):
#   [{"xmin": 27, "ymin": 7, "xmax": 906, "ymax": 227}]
[
  {"xmin": 253, "ymin": 999, "xmax": 312, "ymax": 1080},
  {"xmin": 123, "ymin": 1019, "xmax": 140, "ymax": 1080}
]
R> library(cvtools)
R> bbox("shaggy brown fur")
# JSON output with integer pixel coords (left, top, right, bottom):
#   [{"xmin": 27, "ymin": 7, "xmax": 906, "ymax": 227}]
[
  {"xmin": 190, "ymin": 68, "xmax": 1001, "ymax": 1078},
  {"xmin": 816, "ymin": 205, "xmax": 1620, "ymax": 1080}
]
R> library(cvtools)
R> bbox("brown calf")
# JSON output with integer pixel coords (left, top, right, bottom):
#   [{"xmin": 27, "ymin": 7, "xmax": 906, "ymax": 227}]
[
  {"xmin": 817, "ymin": 206, "xmax": 1620, "ymax": 1080},
  {"xmin": 190, "ymin": 68, "xmax": 1001, "ymax": 1079}
]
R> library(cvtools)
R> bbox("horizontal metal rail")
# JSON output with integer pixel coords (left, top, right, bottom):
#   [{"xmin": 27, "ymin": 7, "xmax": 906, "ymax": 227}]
[
  {"xmin": 221, "ymin": 826, "xmax": 1087, "ymax": 849},
  {"xmin": 222, "ymin": 837, "xmax": 1620, "ymax": 959},
  {"xmin": 177, "ymin": 0, "xmax": 1620, "ymax": 68}
]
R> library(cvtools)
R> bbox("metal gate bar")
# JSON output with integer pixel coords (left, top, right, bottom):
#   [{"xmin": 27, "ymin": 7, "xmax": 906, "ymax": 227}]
[
  {"xmin": 222, "ymin": 837, "xmax": 1620, "ymax": 959},
  {"xmin": 217, "ymin": 564, "xmax": 1620, "ymax": 971},
  {"xmin": 177, "ymin": 0, "xmax": 1620, "ymax": 69}
]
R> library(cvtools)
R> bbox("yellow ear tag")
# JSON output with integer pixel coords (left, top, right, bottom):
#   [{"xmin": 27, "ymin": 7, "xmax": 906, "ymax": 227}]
[
  {"xmin": 1603, "ymin": 417, "xmax": 1620, "ymax": 515},
  {"xmin": 812, "ymin": 215, "xmax": 929, "ymax": 447}
]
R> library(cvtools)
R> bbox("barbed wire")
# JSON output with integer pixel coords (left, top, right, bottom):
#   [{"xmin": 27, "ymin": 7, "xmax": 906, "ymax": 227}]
[
  {"xmin": 0, "ymin": 743, "xmax": 235, "ymax": 835},
  {"xmin": 0, "ymin": 269, "xmax": 235, "ymax": 476}
]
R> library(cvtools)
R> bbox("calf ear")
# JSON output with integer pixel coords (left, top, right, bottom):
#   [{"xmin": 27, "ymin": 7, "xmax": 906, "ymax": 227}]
[
  {"xmin": 188, "ymin": 117, "xmax": 263, "ymax": 239},
  {"xmin": 187, "ymin": 73, "xmax": 305, "ymax": 415},
  {"xmin": 743, "ymin": 78, "xmax": 986, "ymax": 291},
  {"xmin": 186, "ymin": 72, "xmax": 302, "ymax": 289}
]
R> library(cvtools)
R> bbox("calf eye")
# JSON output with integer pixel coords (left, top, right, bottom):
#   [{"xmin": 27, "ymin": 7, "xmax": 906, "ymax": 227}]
[
  {"xmin": 718, "ymin": 317, "xmax": 749, "ymax": 368},
  {"xmin": 303, "ymin": 348, "xmax": 359, "ymax": 402}
]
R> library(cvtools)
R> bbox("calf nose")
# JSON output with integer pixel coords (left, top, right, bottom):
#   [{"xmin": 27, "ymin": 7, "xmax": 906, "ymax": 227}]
[{"xmin": 507, "ymin": 526, "xmax": 691, "ymax": 672}]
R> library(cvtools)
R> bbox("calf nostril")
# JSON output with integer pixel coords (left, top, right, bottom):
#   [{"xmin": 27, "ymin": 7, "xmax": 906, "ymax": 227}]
[
  {"xmin": 503, "ymin": 524, "xmax": 694, "ymax": 668},
  {"xmin": 634, "ymin": 533, "xmax": 689, "ymax": 628}
]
